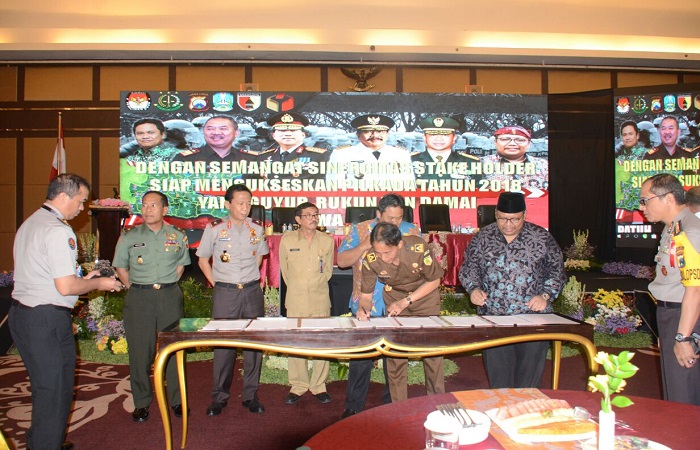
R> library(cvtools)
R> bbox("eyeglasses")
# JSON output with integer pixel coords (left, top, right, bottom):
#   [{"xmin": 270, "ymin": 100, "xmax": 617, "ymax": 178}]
[
  {"xmin": 300, "ymin": 213, "xmax": 319, "ymax": 219},
  {"xmin": 495, "ymin": 215, "xmax": 524, "ymax": 224},
  {"xmin": 496, "ymin": 136, "xmax": 529, "ymax": 145},
  {"xmin": 639, "ymin": 192, "xmax": 670, "ymax": 206}
]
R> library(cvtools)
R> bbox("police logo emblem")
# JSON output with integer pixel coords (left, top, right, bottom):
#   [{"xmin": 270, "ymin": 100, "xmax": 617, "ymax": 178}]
[
  {"xmin": 68, "ymin": 237, "xmax": 76, "ymax": 250},
  {"xmin": 189, "ymin": 93, "xmax": 209, "ymax": 112}
]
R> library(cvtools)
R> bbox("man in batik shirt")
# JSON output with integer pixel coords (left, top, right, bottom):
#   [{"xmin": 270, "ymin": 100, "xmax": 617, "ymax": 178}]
[{"xmin": 459, "ymin": 192, "xmax": 565, "ymax": 388}]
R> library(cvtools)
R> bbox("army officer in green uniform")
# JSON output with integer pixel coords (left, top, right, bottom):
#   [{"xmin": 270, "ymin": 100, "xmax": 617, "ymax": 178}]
[
  {"xmin": 114, "ymin": 191, "xmax": 191, "ymax": 423},
  {"xmin": 358, "ymin": 222, "xmax": 445, "ymax": 402}
]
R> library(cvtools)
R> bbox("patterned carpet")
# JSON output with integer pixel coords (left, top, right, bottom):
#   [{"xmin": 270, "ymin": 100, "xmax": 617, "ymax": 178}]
[{"xmin": 0, "ymin": 348, "xmax": 662, "ymax": 450}]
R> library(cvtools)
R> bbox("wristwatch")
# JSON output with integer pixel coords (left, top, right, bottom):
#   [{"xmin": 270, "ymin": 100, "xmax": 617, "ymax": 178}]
[
  {"xmin": 405, "ymin": 296, "xmax": 413, "ymax": 305},
  {"xmin": 675, "ymin": 333, "xmax": 693, "ymax": 342},
  {"xmin": 541, "ymin": 293, "xmax": 551, "ymax": 302}
]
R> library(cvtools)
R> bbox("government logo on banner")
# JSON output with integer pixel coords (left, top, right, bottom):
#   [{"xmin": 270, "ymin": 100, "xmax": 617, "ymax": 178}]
[
  {"xmin": 212, "ymin": 93, "xmax": 234, "ymax": 111},
  {"xmin": 237, "ymin": 93, "xmax": 262, "ymax": 111}
]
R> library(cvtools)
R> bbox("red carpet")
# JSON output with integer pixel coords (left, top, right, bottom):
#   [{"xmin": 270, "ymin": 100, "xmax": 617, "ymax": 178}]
[{"xmin": 0, "ymin": 348, "xmax": 661, "ymax": 450}]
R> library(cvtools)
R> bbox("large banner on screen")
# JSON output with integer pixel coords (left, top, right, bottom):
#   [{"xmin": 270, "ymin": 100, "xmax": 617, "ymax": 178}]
[
  {"xmin": 120, "ymin": 91, "xmax": 548, "ymax": 244},
  {"xmin": 614, "ymin": 91, "xmax": 700, "ymax": 248}
]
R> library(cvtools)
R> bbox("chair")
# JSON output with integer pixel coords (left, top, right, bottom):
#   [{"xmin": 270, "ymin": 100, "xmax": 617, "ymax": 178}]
[
  {"xmin": 271, "ymin": 207, "xmax": 296, "ymax": 232},
  {"xmin": 344, "ymin": 207, "xmax": 376, "ymax": 224},
  {"xmin": 418, "ymin": 204, "xmax": 451, "ymax": 233},
  {"xmin": 403, "ymin": 205, "xmax": 414, "ymax": 224},
  {"xmin": 477, "ymin": 205, "xmax": 497, "ymax": 229},
  {"xmin": 248, "ymin": 204, "xmax": 266, "ymax": 225}
]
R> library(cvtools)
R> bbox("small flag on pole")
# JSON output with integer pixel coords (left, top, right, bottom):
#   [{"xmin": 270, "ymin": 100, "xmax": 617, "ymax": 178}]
[{"xmin": 49, "ymin": 112, "xmax": 66, "ymax": 182}]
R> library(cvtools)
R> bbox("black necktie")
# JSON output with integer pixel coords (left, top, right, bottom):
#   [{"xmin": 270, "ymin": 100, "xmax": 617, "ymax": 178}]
[
  {"xmin": 280, "ymin": 151, "xmax": 288, "ymax": 161},
  {"xmin": 373, "ymin": 151, "xmax": 381, "ymax": 160}
]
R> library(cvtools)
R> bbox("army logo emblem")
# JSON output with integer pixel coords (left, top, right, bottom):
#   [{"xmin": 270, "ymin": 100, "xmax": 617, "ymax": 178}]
[
  {"xmin": 125, "ymin": 91, "xmax": 151, "ymax": 111},
  {"xmin": 237, "ymin": 93, "xmax": 262, "ymax": 111},
  {"xmin": 678, "ymin": 94, "xmax": 691, "ymax": 111},
  {"xmin": 155, "ymin": 92, "xmax": 183, "ymax": 111},
  {"xmin": 213, "ymin": 92, "xmax": 234, "ymax": 111}
]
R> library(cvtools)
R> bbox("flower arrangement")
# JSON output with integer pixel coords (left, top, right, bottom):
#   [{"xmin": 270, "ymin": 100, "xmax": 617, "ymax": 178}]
[
  {"xmin": 264, "ymin": 284, "xmax": 280, "ymax": 317},
  {"xmin": 564, "ymin": 230, "xmax": 596, "ymax": 260},
  {"xmin": 602, "ymin": 261, "xmax": 655, "ymax": 281},
  {"xmin": 82, "ymin": 295, "xmax": 128, "ymax": 355},
  {"xmin": 588, "ymin": 351, "xmax": 638, "ymax": 413},
  {"xmin": 92, "ymin": 198, "xmax": 131, "ymax": 208},
  {"xmin": 0, "ymin": 270, "xmax": 13, "ymax": 287},
  {"xmin": 583, "ymin": 289, "xmax": 642, "ymax": 335}
]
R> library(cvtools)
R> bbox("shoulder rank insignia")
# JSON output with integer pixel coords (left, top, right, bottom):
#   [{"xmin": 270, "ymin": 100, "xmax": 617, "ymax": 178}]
[
  {"xmin": 258, "ymin": 148, "xmax": 276, "ymax": 156},
  {"xmin": 304, "ymin": 146, "xmax": 327, "ymax": 154},
  {"xmin": 367, "ymin": 252, "xmax": 377, "ymax": 263},
  {"xmin": 239, "ymin": 148, "xmax": 261, "ymax": 156},
  {"xmin": 647, "ymin": 148, "xmax": 659, "ymax": 155},
  {"xmin": 178, "ymin": 148, "xmax": 201, "ymax": 157},
  {"xmin": 413, "ymin": 243, "xmax": 424, "ymax": 253},
  {"xmin": 362, "ymin": 259, "xmax": 371, "ymax": 270},
  {"xmin": 410, "ymin": 151, "xmax": 422, "ymax": 157},
  {"xmin": 681, "ymin": 147, "xmax": 694, "ymax": 154},
  {"xmin": 209, "ymin": 218, "xmax": 223, "ymax": 228}
]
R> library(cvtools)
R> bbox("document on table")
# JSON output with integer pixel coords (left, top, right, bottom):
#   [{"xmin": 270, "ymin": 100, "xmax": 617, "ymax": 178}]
[
  {"xmin": 201, "ymin": 319, "xmax": 251, "ymax": 331},
  {"xmin": 439, "ymin": 315, "xmax": 493, "ymax": 327},
  {"xmin": 298, "ymin": 317, "xmax": 345, "ymax": 330},
  {"xmin": 245, "ymin": 317, "xmax": 298, "ymax": 331},
  {"xmin": 352, "ymin": 317, "xmax": 398, "ymax": 328},
  {"xmin": 392, "ymin": 316, "xmax": 445, "ymax": 328},
  {"xmin": 513, "ymin": 313, "xmax": 578, "ymax": 325},
  {"xmin": 481, "ymin": 315, "xmax": 537, "ymax": 326}
]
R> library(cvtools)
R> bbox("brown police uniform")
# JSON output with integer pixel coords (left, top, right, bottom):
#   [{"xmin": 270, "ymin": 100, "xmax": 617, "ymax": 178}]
[{"xmin": 360, "ymin": 234, "xmax": 445, "ymax": 401}]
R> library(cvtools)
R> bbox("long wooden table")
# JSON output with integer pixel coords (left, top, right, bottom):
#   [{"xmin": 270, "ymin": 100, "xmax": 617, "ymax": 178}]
[{"xmin": 154, "ymin": 316, "xmax": 596, "ymax": 449}]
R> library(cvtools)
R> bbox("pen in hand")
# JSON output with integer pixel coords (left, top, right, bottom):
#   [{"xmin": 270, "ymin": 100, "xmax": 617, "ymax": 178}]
[{"xmin": 361, "ymin": 307, "xmax": 370, "ymax": 321}]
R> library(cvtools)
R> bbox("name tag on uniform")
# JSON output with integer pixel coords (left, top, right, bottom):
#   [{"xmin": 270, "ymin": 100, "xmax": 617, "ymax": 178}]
[
  {"xmin": 218, "ymin": 237, "xmax": 231, "ymax": 241},
  {"xmin": 132, "ymin": 243, "xmax": 146, "ymax": 248},
  {"xmin": 290, "ymin": 248, "xmax": 300, "ymax": 252}
]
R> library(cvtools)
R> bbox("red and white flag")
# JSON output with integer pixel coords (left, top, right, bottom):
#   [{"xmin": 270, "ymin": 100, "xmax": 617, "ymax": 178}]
[{"xmin": 49, "ymin": 113, "xmax": 66, "ymax": 182}]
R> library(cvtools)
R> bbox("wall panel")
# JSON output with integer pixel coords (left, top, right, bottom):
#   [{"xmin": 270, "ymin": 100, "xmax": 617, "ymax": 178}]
[
  {"xmin": 252, "ymin": 66, "xmax": 321, "ymax": 91},
  {"xmin": 176, "ymin": 66, "xmax": 246, "ymax": 91},
  {"xmin": 0, "ymin": 138, "xmax": 17, "ymax": 185},
  {"xmin": 0, "ymin": 67, "xmax": 18, "ymax": 102},
  {"xmin": 548, "ymin": 71, "xmax": 611, "ymax": 94},
  {"xmin": 100, "ymin": 66, "xmax": 170, "ymax": 101},
  {"xmin": 403, "ymin": 68, "xmax": 471, "ymax": 93},
  {"xmin": 25, "ymin": 67, "xmax": 93, "ymax": 101},
  {"xmin": 616, "ymin": 72, "xmax": 678, "ymax": 88},
  {"xmin": 476, "ymin": 69, "xmax": 542, "ymax": 94}
]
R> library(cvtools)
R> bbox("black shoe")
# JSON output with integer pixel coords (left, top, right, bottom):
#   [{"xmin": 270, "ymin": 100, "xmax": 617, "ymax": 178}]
[
  {"xmin": 242, "ymin": 398, "xmax": 265, "ymax": 413},
  {"xmin": 132, "ymin": 406, "xmax": 150, "ymax": 422},
  {"xmin": 172, "ymin": 404, "xmax": 191, "ymax": 418},
  {"xmin": 284, "ymin": 393, "xmax": 302, "ymax": 405},
  {"xmin": 61, "ymin": 442, "xmax": 75, "ymax": 450},
  {"xmin": 340, "ymin": 408, "xmax": 357, "ymax": 419},
  {"xmin": 206, "ymin": 402, "xmax": 226, "ymax": 416},
  {"xmin": 315, "ymin": 392, "xmax": 332, "ymax": 404}
]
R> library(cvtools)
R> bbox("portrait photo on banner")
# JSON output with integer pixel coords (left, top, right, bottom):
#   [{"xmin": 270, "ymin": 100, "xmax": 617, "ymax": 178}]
[{"xmin": 120, "ymin": 91, "xmax": 548, "ymax": 246}]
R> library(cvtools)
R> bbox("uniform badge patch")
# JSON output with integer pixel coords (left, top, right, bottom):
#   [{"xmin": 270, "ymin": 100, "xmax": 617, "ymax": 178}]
[
  {"xmin": 367, "ymin": 253, "xmax": 377, "ymax": 263},
  {"xmin": 68, "ymin": 238, "xmax": 76, "ymax": 250},
  {"xmin": 424, "ymin": 255, "xmax": 433, "ymax": 266},
  {"xmin": 413, "ymin": 243, "xmax": 424, "ymax": 253}
]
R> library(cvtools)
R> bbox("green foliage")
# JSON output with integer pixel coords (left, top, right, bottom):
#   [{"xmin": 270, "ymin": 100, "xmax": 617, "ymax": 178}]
[
  {"xmin": 100, "ymin": 290, "xmax": 126, "ymax": 321},
  {"xmin": 440, "ymin": 288, "xmax": 477, "ymax": 315},
  {"xmin": 555, "ymin": 276, "xmax": 586, "ymax": 317},
  {"xmin": 180, "ymin": 277, "xmax": 212, "ymax": 318}
]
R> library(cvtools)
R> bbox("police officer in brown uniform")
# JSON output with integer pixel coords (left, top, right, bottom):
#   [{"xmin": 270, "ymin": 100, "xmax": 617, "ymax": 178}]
[
  {"xmin": 197, "ymin": 184, "xmax": 269, "ymax": 416},
  {"xmin": 358, "ymin": 222, "xmax": 445, "ymax": 402},
  {"xmin": 256, "ymin": 112, "xmax": 329, "ymax": 179}
]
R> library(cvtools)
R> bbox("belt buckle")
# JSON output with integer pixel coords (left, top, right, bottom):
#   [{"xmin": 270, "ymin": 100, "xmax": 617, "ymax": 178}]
[
  {"xmin": 153, "ymin": 284, "xmax": 162, "ymax": 290},
  {"xmin": 236, "ymin": 283, "xmax": 244, "ymax": 289}
]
